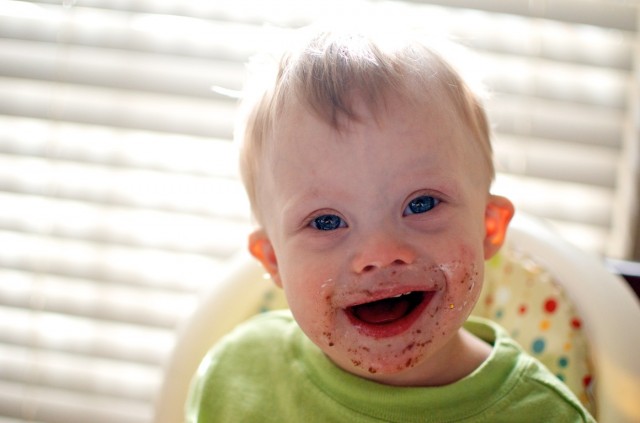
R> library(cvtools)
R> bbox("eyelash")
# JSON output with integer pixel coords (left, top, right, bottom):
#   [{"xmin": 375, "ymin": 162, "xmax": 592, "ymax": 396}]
[{"xmin": 307, "ymin": 194, "xmax": 441, "ymax": 231}]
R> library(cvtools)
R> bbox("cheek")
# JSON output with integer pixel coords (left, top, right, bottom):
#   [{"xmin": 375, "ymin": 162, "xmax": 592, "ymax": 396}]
[
  {"xmin": 279, "ymin": 261, "xmax": 338, "ymax": 344},
  {"xmin": 446, "ymin": 264, "xmax": 482, "ymax": 311},
  {"xmin": 438, "ymin": 245, "xmax": 484, "ymax": 318}
]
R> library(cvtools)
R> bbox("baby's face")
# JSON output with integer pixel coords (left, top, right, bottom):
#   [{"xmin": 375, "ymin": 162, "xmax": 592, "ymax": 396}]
[{"xmin": 252, "ymin": 93, "xmax": 506, "ymax": 385}]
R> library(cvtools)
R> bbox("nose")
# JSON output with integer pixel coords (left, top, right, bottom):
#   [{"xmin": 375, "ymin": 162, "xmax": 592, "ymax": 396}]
[{"xmin": 351, "ymin": 228, "xmax": 417, "ymax": 274}]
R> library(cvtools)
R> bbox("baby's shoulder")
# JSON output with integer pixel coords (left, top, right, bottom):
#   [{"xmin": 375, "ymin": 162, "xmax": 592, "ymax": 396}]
[{"xmin": 187, "ymin": 312, "xmax": 303, "ymax": 421}]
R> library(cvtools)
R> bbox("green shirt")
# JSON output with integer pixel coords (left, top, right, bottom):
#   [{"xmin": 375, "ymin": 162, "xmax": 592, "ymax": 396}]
[{"xmin": 187, "ymin": 310, "xmax": 595, "ymax": 422}]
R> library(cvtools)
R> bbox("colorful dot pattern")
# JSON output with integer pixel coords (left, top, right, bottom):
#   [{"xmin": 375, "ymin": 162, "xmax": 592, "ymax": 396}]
[{"xmin": 476, "ymin": 249, "xmax": 596, "ymax": 415}]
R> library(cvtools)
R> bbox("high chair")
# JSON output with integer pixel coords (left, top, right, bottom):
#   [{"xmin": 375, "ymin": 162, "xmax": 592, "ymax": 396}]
[{"xmin": 154, "ymin": 214, "xmax": 640, "ymax": 423}]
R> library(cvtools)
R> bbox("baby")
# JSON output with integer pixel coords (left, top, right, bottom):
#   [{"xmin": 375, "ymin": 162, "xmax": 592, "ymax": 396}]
[{"xmin": 187, "ymin": 22, "xmax": 595, "ymax": 422}]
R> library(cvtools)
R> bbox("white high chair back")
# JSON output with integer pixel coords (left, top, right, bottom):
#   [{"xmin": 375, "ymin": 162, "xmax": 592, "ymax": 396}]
[{"xmin": 154, "ymin": 214, "xmax": 640, "ymax": 423}]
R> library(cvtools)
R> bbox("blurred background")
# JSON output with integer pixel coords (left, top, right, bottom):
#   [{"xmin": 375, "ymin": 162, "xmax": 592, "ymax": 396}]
[{"xmin": 0, "ymin": 0, "xmax": 638, "ymax": 422}]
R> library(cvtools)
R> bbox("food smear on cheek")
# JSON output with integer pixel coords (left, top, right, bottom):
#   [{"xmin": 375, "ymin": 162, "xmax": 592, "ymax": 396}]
[{"xmin": 320, "ymin": 278, "xmax": 337, "ymax": 347}]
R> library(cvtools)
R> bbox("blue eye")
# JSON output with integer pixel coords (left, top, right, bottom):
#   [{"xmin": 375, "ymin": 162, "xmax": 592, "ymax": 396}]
[
  {"xmin": 311, "ymin": 214, "xmax": 345, "ymax": 231},
  {"xmin": 404, "ymin": 195, "xmax": 439, "ymax": 216}
]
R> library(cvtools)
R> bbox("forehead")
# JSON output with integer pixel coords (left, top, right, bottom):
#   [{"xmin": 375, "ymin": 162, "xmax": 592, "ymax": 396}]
[
  {"xmin": 261, "ymin": 91, "xmax": 486, "ymax": 198},
  {"xmin": 273, "ymin": 89, "xmax": 472, "ymax": 162}
]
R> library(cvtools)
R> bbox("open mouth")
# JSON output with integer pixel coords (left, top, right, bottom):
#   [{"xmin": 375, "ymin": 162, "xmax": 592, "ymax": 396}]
[{"xmin": 345, "ymin": 291, "xmax": 434, "ymax": 338}]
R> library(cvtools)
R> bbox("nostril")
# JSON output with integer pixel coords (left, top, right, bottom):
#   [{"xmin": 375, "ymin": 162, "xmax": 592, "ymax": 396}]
[{"xmin": 360, "ymin": 259, "xmax": 408, "ymax": 273}]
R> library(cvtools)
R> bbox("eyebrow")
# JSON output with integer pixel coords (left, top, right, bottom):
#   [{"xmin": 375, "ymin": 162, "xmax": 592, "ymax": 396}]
[{"xmin": 280, "ymin": 188, "xmax": 340, "ymax": 218}]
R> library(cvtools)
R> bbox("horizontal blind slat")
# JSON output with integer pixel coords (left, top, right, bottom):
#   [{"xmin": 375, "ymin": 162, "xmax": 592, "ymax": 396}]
[
  {"xmin": 482, "ymin": 52, "xmax": 629, "ymax": 109},
  {"xmin": 0, "ymin": 77, "xmax": 236, "ymax": 138},
  {"xmin": 0, "ymin": 116, "xmax": 241, "ymax": 178},
  {"xmin": 493, "ymin": 173, "xmax": 614, "ymax": 227},
  {"xmin": 0, "ymin": 153, "xmax": 251, "ymax": 219},
  {"xmin": 409, "ymin": 0, "xmax": 638, "ymax": 31},
  {"xmin": 0, "ymin": 191, "xmax": 250, "ymax": 256},
  {"xmin": 0, "ymin": 230, "xmax": 224, "ymax": 290},
  {"xmin": 0, "ymin": 417, "xmax": 38, "ymax": 423},
  {"xmin": 493, "ymin": 135, "xmax": 619, "ymax": 188},
  {"xmin": 0, "ymin": 306, "xmax": 173, "ymax": 365},
  {"xmin": 0, "ymin": 343, "xmax": 160, "ymax": 402},
  {"xmin": 0, "ymin": 268, "xmax": 196, "ymax": 328},
  {"xmin": 0, "ymin": 380, "xmax": 150, "ymax": 423},
  {"xmin": 0, "ymin": 38, "xmax": 245, "ymax": 99},
  {"xmin": 31, "ymin": 0, "xmax": 319, "ymax": 26},
  {"xmin": 486, "ymin": 94, "xmax": 623, "ymax": 148},
  {"xmin": 493, "ymin": 175, "xmax": 612, "ymax": 253},
  {"xmin": 449, "ymin": 12, "xmax": 634, "ymax": 70},
  {"xmin": 0, "ymin": 6, "xmax": 278, "ymax": 62}
]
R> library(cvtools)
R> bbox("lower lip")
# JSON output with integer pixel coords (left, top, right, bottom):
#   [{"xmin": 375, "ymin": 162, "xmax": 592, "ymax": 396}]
[{"xmin": 345, "ymin": 291, "xmax": 435, "ymax": 339}]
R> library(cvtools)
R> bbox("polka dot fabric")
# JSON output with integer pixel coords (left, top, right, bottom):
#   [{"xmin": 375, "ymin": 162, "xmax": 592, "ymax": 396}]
[{"xmin": 474, "ymin": 248, "xmax": 596, "ymax": 416}]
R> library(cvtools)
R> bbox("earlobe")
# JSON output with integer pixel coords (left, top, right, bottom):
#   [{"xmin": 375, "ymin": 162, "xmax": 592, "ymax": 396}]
[
  {"xmin": 248, "ymin": 229, "xmax": 282, "ymax": 287},
  {"xmin": 484, "ymin": 195, "xmax": 515, "ymax": 260}
]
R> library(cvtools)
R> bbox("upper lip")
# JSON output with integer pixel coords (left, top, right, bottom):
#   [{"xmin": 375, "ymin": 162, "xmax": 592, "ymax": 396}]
[
  {"xmin": 331, "ymin": 264, "xmax": 447, "ymax": 308},
  {"xmin": 340, "ymin": 286, "xmax": 438, "ymax": 309}
]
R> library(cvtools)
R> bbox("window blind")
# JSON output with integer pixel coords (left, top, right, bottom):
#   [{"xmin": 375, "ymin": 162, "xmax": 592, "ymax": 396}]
[{"xmin": 0, "ymin": 1, "xmax": 637, "ymax": 422}]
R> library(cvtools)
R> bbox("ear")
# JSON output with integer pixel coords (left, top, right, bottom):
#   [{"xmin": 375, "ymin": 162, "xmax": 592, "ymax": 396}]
[
  {"xmin": 483, "ymin": 195, "xmax": 515, "ymax": 260},
  {"xmin": 248, "ymin": 229, "xmax": 282, "ymax": 288}
]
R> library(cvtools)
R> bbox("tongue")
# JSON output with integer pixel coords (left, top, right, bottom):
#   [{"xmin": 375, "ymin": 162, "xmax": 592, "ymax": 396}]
[{"xmin": 352, "ymin": 295, "xmax": 412, "ymax": 324}]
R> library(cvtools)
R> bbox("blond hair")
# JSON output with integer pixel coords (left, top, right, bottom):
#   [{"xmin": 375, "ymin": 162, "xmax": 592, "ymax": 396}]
[{"xmin": 237, "ymin": 23, "xmax": 494, "ymax": 223}]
